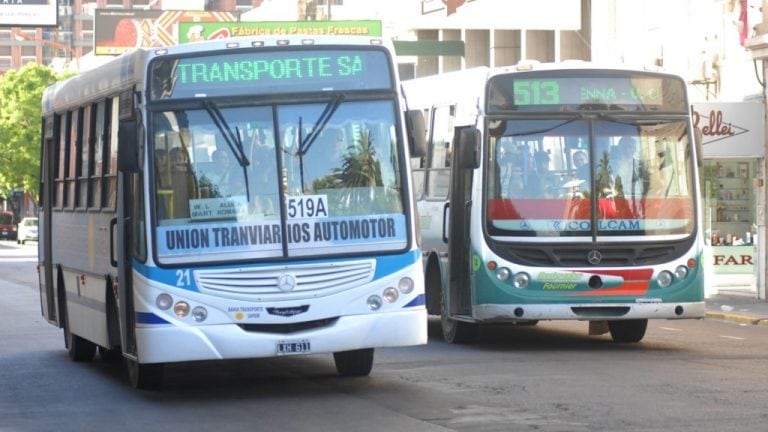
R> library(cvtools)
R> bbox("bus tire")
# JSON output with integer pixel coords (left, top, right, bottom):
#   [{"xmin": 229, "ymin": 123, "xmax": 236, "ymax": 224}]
[
  {"xmin": 333, "ymin": 348, "xmax": 374, "ymax": 377},
  {"xmin": 424, "ymin": 254, "xmax": 442, "ymax": 315},
  {"xmin": 126, "ymin": 358, "xmax": 164, "ymax": 390},
  {"xmin": 440, "ymin": 290, "xmax": 477, "ymax": 344},
  {"xmin": 441, "ymin": 314, "xmax": 477, "ymax": 344},
  {"xmin": 608, "ymin": 319, "xmax": 648, "ymax": 343}
]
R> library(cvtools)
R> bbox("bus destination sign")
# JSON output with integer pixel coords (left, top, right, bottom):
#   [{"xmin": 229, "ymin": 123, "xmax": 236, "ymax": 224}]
[
  {"xmin": 150, "ymin": 49, "xmax": 393, "ymax": 100},
  {"xmin": 488, "ymin": 72, "xmax": 687, "ymax": 112}
]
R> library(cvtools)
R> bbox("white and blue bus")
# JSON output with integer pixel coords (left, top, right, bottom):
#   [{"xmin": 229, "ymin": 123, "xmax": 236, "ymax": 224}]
[
  {"xmin": 38, "ymin": 35, "xmax": 427, "ymax": 388},
  {"xmin": 403, "ymin": 63, "xmax": 705, "ymax": 344}
]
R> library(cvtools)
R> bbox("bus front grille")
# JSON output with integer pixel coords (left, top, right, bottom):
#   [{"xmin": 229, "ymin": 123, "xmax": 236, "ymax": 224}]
[
  {"xmin": 238, "ymin": 317, "xmax": 339, "ymax": 334},
  {"xmin": 500, "ymin": 244, "xmax": 683, "ymax": 267},
  {"xmin": 194, "ymin": 259, "xmax": 375, "ymax": 301}
]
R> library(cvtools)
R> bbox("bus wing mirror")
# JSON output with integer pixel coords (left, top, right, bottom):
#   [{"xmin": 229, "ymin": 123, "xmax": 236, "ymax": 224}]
[
  {"xmin": 117, "ymin": 119, "xmax": 140, "ymax": 172},
  {"xmin": 458, "ymin": 128, "xmax": 480, "ymax": 169},
  {"xmin": 407, "ymin": 110, "xmax": 427, "ymax": 158}
]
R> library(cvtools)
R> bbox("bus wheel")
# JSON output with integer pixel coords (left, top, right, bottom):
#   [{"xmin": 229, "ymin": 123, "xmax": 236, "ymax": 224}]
[
  {"xmin": 333, "ymin": 348, "xmax": 374, "ymax": 377},
  {"xmin": 126, "ymin": 358, "xmax": 164, "ymax": 390},
  {"xmin": 608, "ymin": 319, "xmax": 648, "ymax": 343},
  {"xmin": 441, "ymin": 314, "xmax": 477, "ymax": 344}
]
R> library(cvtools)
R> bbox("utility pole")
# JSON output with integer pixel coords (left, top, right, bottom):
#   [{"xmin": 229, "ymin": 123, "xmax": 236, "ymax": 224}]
[{"xmin": 744, "ymin": 0, "xmax": 768, "ymax": 300}]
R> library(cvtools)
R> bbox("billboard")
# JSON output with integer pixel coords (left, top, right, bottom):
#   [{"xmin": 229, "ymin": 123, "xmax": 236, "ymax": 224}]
[
  {"xmin": 94, "ymin": 9, "xmax": 238, "ymax": 55},
  {"xmin": 0, "ymin": 0, "xmax": 57, "ymax": 27},
  {"xmin": 177, "ymin": 20, "xmax": 383, "ymax": 44}
]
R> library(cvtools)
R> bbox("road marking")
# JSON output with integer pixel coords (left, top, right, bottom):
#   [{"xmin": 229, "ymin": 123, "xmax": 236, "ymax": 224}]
[
  {"xmin": 719, "ymin": 335, "xmax": 745, "ymax": 340},
  {"xmin": 659, "ymin": 327, "xmax": 682, "ymax": 331}
]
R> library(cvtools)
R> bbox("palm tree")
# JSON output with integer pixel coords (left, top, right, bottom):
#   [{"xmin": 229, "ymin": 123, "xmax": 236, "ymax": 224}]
[
  {"xmin": 340, "ymin": 128, "xmax": 382, "ymax": 189},
  {"xmin": 595, "ymin": 149, "xmax": 613, "ymax": 198}
]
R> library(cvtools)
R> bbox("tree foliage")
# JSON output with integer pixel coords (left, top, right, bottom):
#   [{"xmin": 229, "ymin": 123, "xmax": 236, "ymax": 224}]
[{"xmin": 0, "ymin": 63, "xmax": 67, "ymax": 204}]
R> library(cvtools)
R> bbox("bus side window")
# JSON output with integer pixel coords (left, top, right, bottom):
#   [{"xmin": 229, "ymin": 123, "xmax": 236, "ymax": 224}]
[{"xmin": 426, "ymin": 104, "xmax": 454, "ymax": 199}]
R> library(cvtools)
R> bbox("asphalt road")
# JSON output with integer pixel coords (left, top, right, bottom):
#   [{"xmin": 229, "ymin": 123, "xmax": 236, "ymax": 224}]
[{"xmin": 1, "ymin": 241, "xmax": 767, "ymax": 432}]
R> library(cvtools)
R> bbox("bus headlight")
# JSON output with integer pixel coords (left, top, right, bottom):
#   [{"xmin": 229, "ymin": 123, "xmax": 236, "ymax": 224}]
[
  {"xmin": 674, "ymin": 265, "xmax": 688, "ymax": 280},
  {"xmin": 192, "ymin": 306, "xmax": 208, "ymax": 322},
  {"xmin": 367, "ymin": 295, "xmax": 383, "ymax": 311},
  {"xmin": 156, "ymin": 293, "xmax": 173, "ymax": 310},
  {"xmin": 383, "ymin": 287, "xmax": 399, "ymax": 303},
  {"xmin": 513, "ymin": 272, "xmax": 530, "ymax": 289},
  {"xmin": 657, "ymin": 271, "xmax": 674, "ymax": 288},
  {"xmin": 398, "ymin": 277, "xmax": 414, "ymax": 294},
  {"xmin": 174, "ymin": 301, "xmax": 190, "ymax": 318},
  {"xmin": 496, "ymin": 267, "xmax": 511, "ymax": 281}
]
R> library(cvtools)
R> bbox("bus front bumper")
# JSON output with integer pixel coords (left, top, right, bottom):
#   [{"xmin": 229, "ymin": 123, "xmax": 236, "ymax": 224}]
[
  {"xmin": 134, "ymin": 309, "xmax": 427, "ymax": 364},
  {"xmin": 473, "ymin": 301, "xmax": 706, "ymax": 322}
]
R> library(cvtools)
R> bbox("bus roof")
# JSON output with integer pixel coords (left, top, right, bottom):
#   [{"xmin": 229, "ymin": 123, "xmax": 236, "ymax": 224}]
[
  {"xmin": 42, "ymin": 35, "xmax": 394, "ymax": 115},
  {"xmin": 489, "ymin": 59, "xmax": 679, "ymax": 78}
]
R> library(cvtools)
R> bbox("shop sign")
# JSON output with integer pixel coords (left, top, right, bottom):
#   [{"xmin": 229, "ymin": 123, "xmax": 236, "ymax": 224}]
[
  {"xmin": 692, "ymin": 102, "xmax": 765, "ymax": 157},
  {"xmin": 711, "ymin": 245, "xmax": 755, "ymax": 274}
]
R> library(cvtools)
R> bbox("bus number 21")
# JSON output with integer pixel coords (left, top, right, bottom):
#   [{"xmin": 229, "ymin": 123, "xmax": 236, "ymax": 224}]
[{"xmin": 176, "ymin": 269, "xmax": 191, "ymax": 287}]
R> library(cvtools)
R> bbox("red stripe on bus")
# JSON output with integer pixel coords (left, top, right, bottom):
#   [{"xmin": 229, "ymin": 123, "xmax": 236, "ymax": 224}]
[
  {"xmin": 570, "ymin": 281, "xmax": 650, "ymax": 297},
  {"xmin": 487, "ymin": 198, "xmax": 693, "ymax": 220}
]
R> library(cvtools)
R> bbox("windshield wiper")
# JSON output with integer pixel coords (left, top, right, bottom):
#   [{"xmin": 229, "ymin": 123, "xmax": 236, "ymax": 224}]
[
  {"xmin": 298, "ymin": 93, "xmax": 345, "ymax": 157},
  {"xmin": 506, "ymin": 117, "xmax": 582, "ymax": 137},
  {"xmin": 203, "ymin": 101, "xmax": 250, "ymax": 167},
  {"xmin": 203, "ymin": 101, "xmax": 251, "ymax": 199}
]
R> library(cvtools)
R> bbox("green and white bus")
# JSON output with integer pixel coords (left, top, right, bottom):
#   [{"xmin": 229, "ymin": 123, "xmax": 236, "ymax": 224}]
[{"xmin": 403, "ymin": 63, "xmax": 705, "ymax": 343}]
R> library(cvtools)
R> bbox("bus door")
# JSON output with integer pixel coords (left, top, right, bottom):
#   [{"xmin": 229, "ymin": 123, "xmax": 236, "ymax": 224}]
[
  {"xmin": 115, "ymin": 109, "xmax": 143, "ymax": 356},
  {"xmin": 445, "ymin": 127, "xmax": 478, "ymax": 319},
  {"xmin": 39, "ymin": 117, "xmax": 57, "ymax": 325}
]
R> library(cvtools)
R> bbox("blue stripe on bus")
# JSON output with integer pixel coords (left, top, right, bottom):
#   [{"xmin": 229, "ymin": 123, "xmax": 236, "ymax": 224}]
[
  {"xmin": 132, "ymin": 248, "xmax": 420, "ymax": 293},
  {"xmin": 373, "ymin": 249, "xmax": 421, "ymax": 279},
  {"xmin": 403, "ymin": 294, "xmax": 425, "ymax": 308},
  {"xmin": 136, "ymin": 312, "xmax": 170, "ymax": 325}
]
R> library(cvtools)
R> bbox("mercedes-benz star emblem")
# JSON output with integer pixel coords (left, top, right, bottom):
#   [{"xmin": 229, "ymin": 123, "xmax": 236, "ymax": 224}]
[
  {"xmin": 277, "ymin": 273, "xmax": 296, "ymax": 292},
  {"xmin": 587, "ymin": 250, "xmax": 602, "ymax": 265}
]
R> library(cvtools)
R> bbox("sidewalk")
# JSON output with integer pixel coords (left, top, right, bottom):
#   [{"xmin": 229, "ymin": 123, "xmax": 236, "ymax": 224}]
[{"xmin": 705, "ymin": 289, "xmax": 768, "ymax": 326}]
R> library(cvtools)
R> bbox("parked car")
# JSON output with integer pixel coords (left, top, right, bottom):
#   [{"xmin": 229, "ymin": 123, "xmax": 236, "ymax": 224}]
[
  {"xmin": 0, "ymin": 211, "xmax": 16, "ymax": 241},
  {"xmin": 16, "ymin": 217, "xmax": 38, "ymax": 244}
]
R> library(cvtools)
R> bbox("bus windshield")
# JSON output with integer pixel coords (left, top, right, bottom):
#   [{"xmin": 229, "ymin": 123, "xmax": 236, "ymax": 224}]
[
  {"xmin": 152, "ymin": 99, "xmax": 407, "ymax": 263},
  {"xmin": 485, "ymin": 117, "xmax": 695, "ymax": 238}
]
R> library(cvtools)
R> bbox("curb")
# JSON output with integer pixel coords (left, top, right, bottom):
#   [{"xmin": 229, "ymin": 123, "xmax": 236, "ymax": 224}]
[{"xmin": 705, "ymin": 311, "xmax": 768, "ymax": 326}]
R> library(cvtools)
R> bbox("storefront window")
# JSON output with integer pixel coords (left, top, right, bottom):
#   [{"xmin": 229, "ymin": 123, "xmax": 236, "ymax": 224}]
[{"xmin": 702, "ymin": 158, "xmax": 758, "ymax": 275}]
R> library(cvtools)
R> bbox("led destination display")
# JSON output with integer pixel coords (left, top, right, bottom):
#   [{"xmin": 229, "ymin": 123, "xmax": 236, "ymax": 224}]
[
  {"xmin": 150, "ymin": 49, "xmax": 393, "ymax": 100},
  {"xmin": 488, "ymin": 71, "xmax": 688, "ymax": 112}
]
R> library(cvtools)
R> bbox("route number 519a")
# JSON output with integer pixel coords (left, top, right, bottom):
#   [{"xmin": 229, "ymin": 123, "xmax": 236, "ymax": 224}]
[{"xmin": 286, "ymin": 195, "xmax": 328, "ymax": 219}]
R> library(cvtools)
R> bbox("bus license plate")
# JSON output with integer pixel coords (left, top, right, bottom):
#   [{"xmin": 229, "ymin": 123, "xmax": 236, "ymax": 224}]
[{"xmin": 277, "ymin": 339, "xmax": 310, "ymax": 356}]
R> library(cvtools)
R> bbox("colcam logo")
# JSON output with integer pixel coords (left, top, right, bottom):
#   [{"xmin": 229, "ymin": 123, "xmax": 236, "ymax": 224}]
[
  {"xmin": 587, "ymin": 250, "xmax": 602, "ymax": 265},
  {"xmin": 277, "ymin": 273, "xmax": 296, "ymax": 292}
]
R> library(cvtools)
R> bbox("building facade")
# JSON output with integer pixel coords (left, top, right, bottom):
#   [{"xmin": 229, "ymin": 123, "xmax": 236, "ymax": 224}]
[
  {"xmin": 0, "ymin": 0, "xmax": 262, "ymax": 74},
  {"xmin": 2, "ymin": 0, "xmax": 766, "ymax": 298}
]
